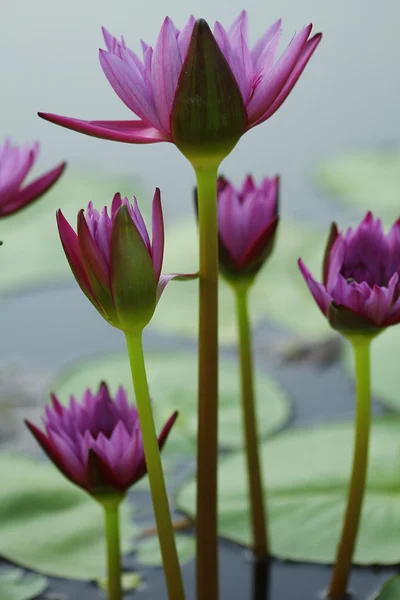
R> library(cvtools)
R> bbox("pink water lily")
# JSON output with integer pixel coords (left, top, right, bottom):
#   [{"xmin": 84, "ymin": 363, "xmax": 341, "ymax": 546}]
[
  {"xmin": 26, "ymin": 382, "xmax": 177, "ymax": 495},
  {"xmin": 216, "ymin": 174, "xmax": 279, "ymax": 282},
  {"xmin": 0, "ymin": 138, "xmax": 65, "ymax": 217},
  {"xmin": 39, "ymin": 11, "xmax": 321, "ymax": 145},
  {"xmin": 58, "ymin": 189, "xmax": 192, "ymax": 333},
  {"xmin": 299, "ymin": 212, "xmax": 400, "ymax": 332}
]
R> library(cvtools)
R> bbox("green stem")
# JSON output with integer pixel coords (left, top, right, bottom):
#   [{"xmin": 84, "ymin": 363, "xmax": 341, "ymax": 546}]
[
  {"xmin": 234, "ymin": 286, "xmax": 268, "ymax": 556},
  {"xmin": 125, "ymin": 332, "xmax": 185, "ymax": 600},
  {"xmin": 328, "ymin": 335, "xmax": 372, "ymax": 599},
  {"xmin": 103, "ymin": 500, "xmax": 122, "ymax": 600},
  {"xmin": 195, "ymin": 163, "xmax": 220, "ymax": 600}
]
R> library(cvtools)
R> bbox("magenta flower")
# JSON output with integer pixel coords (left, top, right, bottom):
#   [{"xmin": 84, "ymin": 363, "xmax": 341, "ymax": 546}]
[
  {"xmin": 0, "ymin": 138, "xmax": 65, "ymax": 217},
  {"xmin": 216, "ymin": 175, "xmax": 279, "ymax": 283},
  {"xmin": 38, "ymin": 12, "xmax": 321, "ymax": 146},
  {"xmin": 299, "ymin": 212, "xmax": 400, "ymax": 332},
  {"xmin": 26, "ymin": 382, "xmax": 177, "ymax": 495},
  {"xmin": 57, "ymin": 189, "xmax": 189, "ymax": 333}
]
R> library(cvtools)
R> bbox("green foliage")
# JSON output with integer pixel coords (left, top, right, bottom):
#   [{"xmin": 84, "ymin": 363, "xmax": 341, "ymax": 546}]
[
  {"xmin": 178, "ymin": 417, "xmax": 400, "ymax": 564},
  {"xmin": 0, "ymin": 455, "xmax": 136, "ymax": 579}
]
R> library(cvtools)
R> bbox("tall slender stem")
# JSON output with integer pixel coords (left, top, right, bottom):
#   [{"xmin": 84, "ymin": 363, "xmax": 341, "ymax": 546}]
[
  {"xmin": 195, "ymin": 163, "xmax": 220, "ymax": 600},
  {"xmin": 328, "ymin": 336, "xmax": 372, "ymax": 599},
  {"xmin": 103, "ymin": 500, "xmax": 122, "ymax": 600},
  {"xmin": 234, "ymin": 286, "xmax": 269, "ymax": 556},
  {"xmin": 125, "ymin": 331, "xmax": 185, "ymax": 600}
]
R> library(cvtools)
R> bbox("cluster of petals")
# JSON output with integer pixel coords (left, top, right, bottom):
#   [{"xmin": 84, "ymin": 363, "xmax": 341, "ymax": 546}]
[
  {"xmin": 299, "ymin": 212, "xmax": 400, "ymax": 331},
  {"xmin": 39, "ymin": 11, "xmax": 321, "ymax": 145},
  {"xmin": 217, "ymin": 175, "xmax": 279, "ymax": 280},
  {"xmin": 57, "ymin": 189, "xmax": 183, "ymax": 331},
  {"xmin": 0, "ymin": 138, "xmax": 65, "ymax": 217},
  {"xmin": 26, "ymin": 383, "xmax": 177, "ymax": 494}
]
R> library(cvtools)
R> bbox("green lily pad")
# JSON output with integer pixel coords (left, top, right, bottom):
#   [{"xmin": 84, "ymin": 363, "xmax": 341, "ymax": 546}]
[
  {"xmin": 318, "ymin": 150, "xmax": 400, "ymax": 220},
  {"xmin": 0, "ymin": 568, "xmax": 47, "ymax": 600},
  {"xmin": 342, "ymin": 328, "xmax": 400, "ymax": 412},
  {"xmin": 153, "ymin": 219, "xmax": 329, "ymax": 342},
  {"xmin": 177, "ymin": 417, "xmax": 400, "ymax": 564},
  {"xmin": 97, "ymin": 572, "xmax": 142, "ymax": 592},
  {"xmin": 0, "ymin": 454, "xmax": 136, "ymax": 580},
  {"xmin": 375, "ymin": 576, "xmax": 400, "ymax": 599},
  {"xmin": 0, "ymin": 169, "xmax": 141, "ymax": 294},
  {"xmin": 136, "ymin": 534, "xmax": 195, "ymax": 567},
  {"xmin": 52, "ymin": 351, "xmax": 290, "ymax": 455}
]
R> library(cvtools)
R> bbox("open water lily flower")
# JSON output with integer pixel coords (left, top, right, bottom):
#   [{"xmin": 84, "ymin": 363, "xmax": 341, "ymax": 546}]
[
  {"xmin": 299, "ymin": 212, "xmax": 400, "ymax": 332},
  {"xmin": 217, "ymin": 174, "xmax": 279, "ymax": 283},
  {"xmin": 39, "ymin": 11, "xmax": 321, "ymax": 146},
  {"xmin": 26, "ymin": 383, "xmax": 177, "ymax": 495},
  {"xmin": 0, "ymin": 138, "xmax": 65, "ymax": 217}
]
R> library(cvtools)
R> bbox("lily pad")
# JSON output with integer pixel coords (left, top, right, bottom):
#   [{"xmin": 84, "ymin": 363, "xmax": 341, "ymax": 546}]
[
  {"xmin": 0, "ymin": 169, "xmax": 141, "ymax": 294},
  {"xmin": 318, "ymin": 150, "xmax": 400, "ymax": 220},
  {"xmin": 177, "ymin": 417, "xmax": 400, "ymax": 564},
  {"xmin": 97, "ymin": 572, "xmax": 142, "ymax": 592},
  {"xmin": 375, "ymin": 576, "xmax": 400, "ymax": 599},
  {"xmin": 52, "ymin": 351, "xmax": 290, "ymax": 455},
  {"xmin": 342, "ymin": 328, "xmax": 400, "ymax": 412},
  {"xmin": 0, "ymin": 568, "xmax": 47, "ymax": 600},
  {"xmin": 0, "ymin": 454, "xmax": 136, "ymax": 579},
  {"xmin": 136, "ymin": 534, "xmax": 195, "ymax": 567},
  {"xmin": 154, "ymin": 219, "xmax": 328, "ymax": 342}
]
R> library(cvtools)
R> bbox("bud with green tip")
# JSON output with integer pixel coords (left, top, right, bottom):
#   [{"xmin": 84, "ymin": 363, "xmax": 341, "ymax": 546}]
[{"xmin": 57, "ymin": 189, "xmax": 191, "ymax": 333}]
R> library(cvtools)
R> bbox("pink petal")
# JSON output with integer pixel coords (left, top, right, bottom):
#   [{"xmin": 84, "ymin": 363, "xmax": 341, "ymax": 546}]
[
  {"xmin": 0, "ymin": 144, "xmax": 37, "ymax": 203},
  {"xmin": 38, "ymin": 113, "xmax": 170, "ymax": 144},
  {"xmin": 77, "ymin": 210, "xmax": 111, "ymax": 292},
  {"xmin": 57, "ymin": 210, "xmax": 99, "ymax": 307},
  {"xmin": 99, "ymin": 50, "xmax": 161, "ymax": 129},
  {"xmin": 298, "ymin": 258, "xmax": 332, "ymax": 316},
  {"xmin": 151, "ymin": 17, "xmax": 183, "ymax": 134},
  {"xmin": 251, "ymin": 19, "xmax": 282, "ymax": 69},
  {"xmin": 0, "ymin": 162, "xmax": 66, "ymax": 217},
  {"xmin": 177, "ymin": 15, "xmax": 196, "ymax": 62},
  {"xmin": 247, "ymin": 24, "xmax": 313, "ymax": 125},
  {"xmin": 151, "ymin": 188, "xmax": 164, "ymax": 281},
  {"xmin": 157, "ymin": 272, "xmax": 198, "ymax": 303},
  {"xmin": 253, "ymin": 33, "xmax": 322, "ymax": 126}
]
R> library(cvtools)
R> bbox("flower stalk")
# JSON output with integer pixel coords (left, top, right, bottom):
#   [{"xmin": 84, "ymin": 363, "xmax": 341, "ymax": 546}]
[
  {"xmin": 328, "ymin": 334, "xmax": 372, "ymax": 598},
  {"xmin": 102, "ymin": 497, "xmax": 123, "ymax": 600},
  {"xmin": 234, "ymin": 285, "xmax": 268, "ymax": 556},
  {"xmin": 195, "ymin": 162, "xmax": 220, "ymax": 600},
  {"xmin": 125, "ymin": 331, "xmax": 185, "ymax": 600}
]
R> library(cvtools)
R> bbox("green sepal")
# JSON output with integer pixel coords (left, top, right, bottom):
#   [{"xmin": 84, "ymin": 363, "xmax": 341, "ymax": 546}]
[
  {"xmin": 111, "ymin": 206, "xmax": 157, "ymax": 333},
  {"xmin": 171, "ymin": 19, "xmax": 247, "ymax": 168}
]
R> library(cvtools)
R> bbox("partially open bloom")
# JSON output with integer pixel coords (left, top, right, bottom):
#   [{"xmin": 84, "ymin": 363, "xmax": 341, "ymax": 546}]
[
  {"xmin": 57, "ymin": 189, "xmax": 189, "ymax": 333},
  {"xmin": 39, "ymin": 12, "xmax": 321, "ymax": 151},
  {"xmin": 26, "ymin": 383, "xmax": 177, "ymax": 496},
  {"xmin": 0, "ymin": 138, "xmax": 65, "ymax": 217},
  {"xmin": 299, "ymin": 212, "xmax": 400, "ymax": 333},
  {"xmin": 216, "ymin": 175, "xmax": 279, "ymax": 284}
]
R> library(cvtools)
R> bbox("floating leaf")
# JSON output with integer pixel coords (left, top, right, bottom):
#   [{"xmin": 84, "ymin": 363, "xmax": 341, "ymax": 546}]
[
  {"xmin": 136, "ymin": 534, "xmax": 195, "ymax": 567},
  {"xmin": 375, "ymin": 576, "xmax": 400, "ymax": 599},
  {"xmin": 0, "ymin": 568, "xmax": 47, "ymax": 600},
  {"xmin": 0, "ymin": 170, "xmax": 141, "ymax": 294},
  {"xmin": 97, "ymin": 572, "xmax": 142, "ymax": 592},
  {"xmin": 342, "ymin": 328, "xmax": 400, "ymax": 412},
  {"xmin": 52, "ymin": 351, "xmax": 291, "ymax": 455},
  {"xmin": 177, "ymin": 417, "xmax": 400, "ymax": 564},
  {"xmin": 318, "ymin": 150, "xmax": 400, "ymax": 220},
  {"xmin": 153, "ymin": 219, "xmax": 328, "ymax": 342},
  {"xmin": 0, "ymin": 455, "xmax": 136, "ymax": 579}
]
